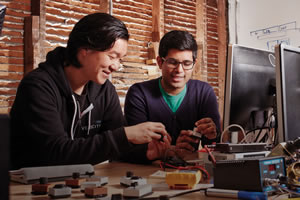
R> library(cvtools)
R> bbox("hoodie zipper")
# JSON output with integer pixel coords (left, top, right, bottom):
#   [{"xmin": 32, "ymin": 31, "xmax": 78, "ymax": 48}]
[{"xmin": 70, "ymin": 94, "xmax": 94, "ymax": 140}]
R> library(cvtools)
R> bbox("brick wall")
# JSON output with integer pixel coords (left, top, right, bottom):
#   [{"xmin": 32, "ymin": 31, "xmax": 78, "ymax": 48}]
[
  {"xmin": 206, "ymin": 0, "xmax": 219, "ymax": 97},
  {"xmin": 0, "ymin": 0, "xmax": 225, "ymax": 114},
  {"xmin": 0, "ymin": 0, "xmax": 30, "ymax": 114}
]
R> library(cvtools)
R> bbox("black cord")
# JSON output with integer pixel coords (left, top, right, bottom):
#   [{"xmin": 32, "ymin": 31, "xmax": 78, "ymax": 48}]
[
  {"xmin": 253, "ymin": 111, "xmax": 273, "ymax": 142},
  {"xmin": 139, "ymin": 188, "xmax": 207, "ymax": 200},
  {"xmin": 168, "ymin": 188, "xmax": 206, "ymax": 198}
]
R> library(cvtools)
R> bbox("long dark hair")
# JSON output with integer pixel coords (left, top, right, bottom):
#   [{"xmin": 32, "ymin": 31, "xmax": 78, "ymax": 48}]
[{"xmin": 65, "ymin": 13, "xmax": 129, "ymax": 68}]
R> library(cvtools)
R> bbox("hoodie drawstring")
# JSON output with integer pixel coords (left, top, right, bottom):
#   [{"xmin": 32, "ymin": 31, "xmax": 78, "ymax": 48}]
[{"xmin": 70, "ymin": 94, "xmax": 94, "ymax": 140}]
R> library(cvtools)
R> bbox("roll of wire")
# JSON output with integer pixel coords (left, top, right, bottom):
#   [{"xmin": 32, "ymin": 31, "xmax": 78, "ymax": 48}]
[{"xmin": 287, "ymin": 161, "xmax": 300, "ymax": 187}]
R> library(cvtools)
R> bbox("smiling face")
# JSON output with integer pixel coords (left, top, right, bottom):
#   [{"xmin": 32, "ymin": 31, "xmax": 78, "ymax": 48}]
[
  {"xmin": 78, "ymin": 38, "xmax": 128, "ymax": 85},
  {"xmin": 157, "ymin": 49, "xmax": 194, "ymax": 95}
]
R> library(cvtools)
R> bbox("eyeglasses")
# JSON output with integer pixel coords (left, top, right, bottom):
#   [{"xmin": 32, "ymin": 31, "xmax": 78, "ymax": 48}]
[{"xmin": 161, "ymin": 57, "xmax": 195, "ymax": 70}]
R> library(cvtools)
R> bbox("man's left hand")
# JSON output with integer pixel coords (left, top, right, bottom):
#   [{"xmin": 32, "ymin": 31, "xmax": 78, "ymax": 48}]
[{"xmin": 194, "ymin": 118, "xmax": 217, "ymax": 140}]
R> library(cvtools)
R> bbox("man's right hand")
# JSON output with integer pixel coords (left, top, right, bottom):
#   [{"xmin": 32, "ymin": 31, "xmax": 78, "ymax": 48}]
[
  {"xmin": 124, "ymin": 122, "xmax": 169, "ymax": 144},
  {"xmin": 176, "ymin": 130, "xmax": 199, "ymax": 152}
]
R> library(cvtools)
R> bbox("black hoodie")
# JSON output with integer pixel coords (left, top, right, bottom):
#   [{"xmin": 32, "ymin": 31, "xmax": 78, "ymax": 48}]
[{"xmin": 10, "ymin": 47, "xmax": 134, "ymax": 169}]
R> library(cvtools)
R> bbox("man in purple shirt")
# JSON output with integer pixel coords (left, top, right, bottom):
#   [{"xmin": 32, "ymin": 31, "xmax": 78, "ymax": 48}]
[{"xmin": 124, "ymin": 30, "xmax": 221, "ymax": 160}]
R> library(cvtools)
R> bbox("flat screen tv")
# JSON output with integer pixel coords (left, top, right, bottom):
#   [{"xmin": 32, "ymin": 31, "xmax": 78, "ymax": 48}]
[
  {"xmin": 224, "ymin": 44, "xmax": 276, "ymax": 134},
  {"xmin": 275, "ymin": 43, "xmax": 300, "ymax": 143}
]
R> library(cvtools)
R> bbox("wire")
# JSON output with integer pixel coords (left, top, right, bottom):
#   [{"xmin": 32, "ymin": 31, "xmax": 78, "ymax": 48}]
[
  {"xmin": 168, "ymin": 188, "xmax": 207, "ymax": 198},
  {"xmin": 203, "ymin": 145, "xmax": 216, "ymax": 167},
  {"xmin": 220, "ymin": 124, "xmax": 246, "ymax": 143},
  {"xmin": 276, "ymin": 185, "xmax": 300, "ymax": 196},
  {"xmin": 139, "ymin": 188, "xmax": 207, "ymax": 200}
]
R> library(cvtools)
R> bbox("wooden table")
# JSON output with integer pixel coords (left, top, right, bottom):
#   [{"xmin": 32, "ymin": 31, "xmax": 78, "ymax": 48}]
[{"xmin": 10, "ymin": 161, "xmax": 288, "ymax": 200}]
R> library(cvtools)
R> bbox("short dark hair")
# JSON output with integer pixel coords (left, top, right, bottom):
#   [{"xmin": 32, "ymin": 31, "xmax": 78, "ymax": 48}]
[
  {"xmin": 158, "ymin": 30, "xmax": 198, "ymax": 61},
  {"xmin": 65, "ymin": 13, "xmax": 129, "ymax": 68}
]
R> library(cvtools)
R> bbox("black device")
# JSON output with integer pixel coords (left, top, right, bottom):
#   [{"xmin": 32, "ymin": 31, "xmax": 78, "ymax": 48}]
[
  {"xmin": 223, "ymin": 44, "xmax": 276, "ymax": 132},
  {"xmin": 213, "ymin": 156, "xmax": 286, "ymax": 192},
  {"xmin": 190, "ymin": 130, "xmax": 202, "ymax": 151},
  {"xmin": 0, "ymin": 114, "xmax": 10, "ymax": 200},
  {"xmin": 275, "ymin": 44, "xmax": 300, "ymax": 144},
  {"xmin": 215, "ymin": 142, "xmax": 268, "ymax": 153}
]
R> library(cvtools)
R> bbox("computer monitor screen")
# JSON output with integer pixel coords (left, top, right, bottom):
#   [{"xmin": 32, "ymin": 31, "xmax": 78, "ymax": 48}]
[
  {"xmin": 275, "ymin": 44, "xmax": 300, "ymax": 143},
  {"xmin": 224, "ymin": 44, "xmax": 276, "ymax": 132}
]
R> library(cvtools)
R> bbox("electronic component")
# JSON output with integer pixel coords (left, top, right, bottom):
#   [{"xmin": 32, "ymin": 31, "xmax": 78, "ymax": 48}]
[
  {"xmin": 80, "ymin": 181, "xmax": 102, "ymax": 192},
  {"xmin": 10, "ymin": 164, "xmax": 94, "ymax": 184},
  {"xmin": 123, "ymin": 183, "xmax": 152, "ymax": 198},
  {"xmin": 215, "ymin": 143, "xmax": 268, "ymax": 153},
  {"xmin": 65, "ymin": 172, "xmax": 85, "ymax": 188},
  {"xmin": 190, "ymin": 127, "xmax": 202, "ymax": 151},
  {"xmin": 31, "ymin": 177, "xmax": 50, "ymax": 195},
  {"xmin": 211, "ymin": 151, "xmax": 270, "ymax": 161},
  {"xmin": 120, "ymin": 171, "xmax": 147, "ymax": 187},
  {"xmin": 95, "ymin": 196, "xmax": 110, "ymax": 200},
  {"xmin": 165, "ymin": 169, "xmax": 201, "ymax": 189},
  {"xmin": 213, "ymin": 156, "xmax": 286, "ymax": 192},
  {"xmin": 157, "ymin": 132, "xmax": 164, "ymax": 142},
  {"xmin": 84, "ymin": 186, "xmax": 107, "ymax": 198},
  {"xmin": 86, "ymin": 176, "xmax": 108, "ymax": 186},
  {"xmin": 48, "ymin": 184, "xmax": 72, "ymax": 199},
  {"xmin": 287, "ymin": 161, "xmax": 300, "ymax": 187}
]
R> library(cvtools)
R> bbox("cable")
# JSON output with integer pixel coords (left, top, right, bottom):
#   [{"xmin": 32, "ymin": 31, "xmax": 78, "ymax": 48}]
[
  {"xmin": 139, "ymin": 188, "xmax": 207, "ymax": 200},
  {"xmin": 276, "ymin": 185, "xmax": 300, "ymax": 196},
  {"xmin": 203, "ymin": 145, "xmax": 216, "ymax": 167},
  {"xmin": 220, "ymin": 124, "xmax": 246, "ymax": 143},
  {"xmin": 168, "ymin": 188, "xmax": 206, "ymax": 198}
]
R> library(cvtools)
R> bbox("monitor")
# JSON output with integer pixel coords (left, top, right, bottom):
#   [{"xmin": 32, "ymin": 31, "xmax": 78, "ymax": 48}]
[
  {"xmin": 275, "ymin": 44, "xmax": 300, "ymax": 143},
  {"xmin": 224, "ymin": 44, "xmax": 276, "ymax": 133}
]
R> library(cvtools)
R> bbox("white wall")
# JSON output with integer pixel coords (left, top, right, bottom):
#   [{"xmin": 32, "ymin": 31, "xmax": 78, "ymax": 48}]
[{"xmin": 228, "ymin": 0, "xmax": 300, "ymax": 51}]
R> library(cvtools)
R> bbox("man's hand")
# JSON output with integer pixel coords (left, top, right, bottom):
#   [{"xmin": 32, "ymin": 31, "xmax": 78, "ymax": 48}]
[
  {"xmin": 146, "ymin": 134, "xmax": 171, "ymax": 160},
  {"xmin": 175, "ymin": 130, "xmax": 199, "ymax": 153},
  {"xmin": 194, "ymin": 118, "xmax": 217, "ymax": 140},
  {"xmin": 124, "ymin": 122, "xmax": 169, "ymax": 144}
]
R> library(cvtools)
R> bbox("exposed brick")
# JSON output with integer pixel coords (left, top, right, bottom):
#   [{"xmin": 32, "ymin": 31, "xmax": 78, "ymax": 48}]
[
  {"xmin": 3, "ymin": 2, "xmax": 30, "ymax": 11},
  {"xmin": 1, "ymin": 29, "xmax": 23, "ymax": 37},
  {"xmin": 0, "ymin": 89, "xmax": 18, "ymax": 95},
  {"xmin": 207, "ymin": 67, "xmax": 218, "ymax": 73},
  {"xmin": 112, "ymin": 72, "xmax": 148, "ymax": 79},
  {"xmin": 0, "ymin": 0, "xmax": 224, "ymax": 113},
  {"xmin": 0, "ymin": 71, "xmax": 23, "ymax": 79},
  {"xmin": 207, "ymin": 0, "xmax": 218, "ymax": 8},
  {"xmin": 5, "ymin": 9, "xmax": 30, "ymax": 18},
  {"xmin": 0, "ymin": 43, "xmax": 23, "ymax": 51},
  {"xmin": 165, "ymin": 0, "xmax": 196, "ymax": 10},
  {"xmin": 3, "ymin": 23, "xmax": 24, "ymax": 30},
  {"xmin": 113, "ymin": 4, "xmax": 152, "ymax": 15},
  {"xmin": 0, "ymin": 36, "xmax": 23, "ymax": 44},
  {"xmin": 4, "ymin": 15, "xmax": 24, "ymax": 24}
]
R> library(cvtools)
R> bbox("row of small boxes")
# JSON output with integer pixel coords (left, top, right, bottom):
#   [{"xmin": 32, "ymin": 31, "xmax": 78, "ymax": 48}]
[
  {"xmin": 32, "ymin": 171, "xmax": 152, "ymax": 199},
  {"xmin": 32, "ymin": 173, "xmax": 108, "ymax": 199}
]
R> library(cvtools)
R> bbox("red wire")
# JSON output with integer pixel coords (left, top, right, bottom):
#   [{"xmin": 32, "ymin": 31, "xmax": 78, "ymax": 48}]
[{"xmin": 204, "ymin": 145, "xmax": 216, "ymax": 167}]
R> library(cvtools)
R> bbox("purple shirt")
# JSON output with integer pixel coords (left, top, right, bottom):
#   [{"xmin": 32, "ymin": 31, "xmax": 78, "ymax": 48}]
[{"xmin": 124, "ymin": 78, "xmax": 221, "ymax": 145}]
